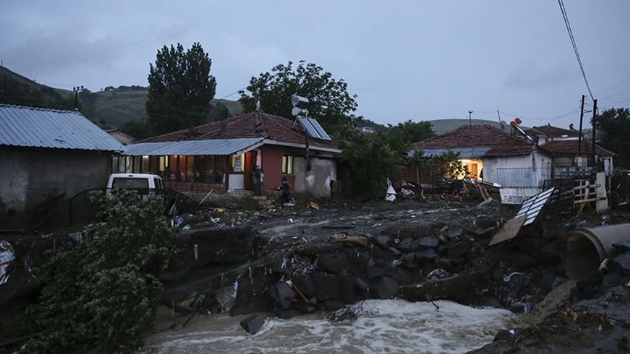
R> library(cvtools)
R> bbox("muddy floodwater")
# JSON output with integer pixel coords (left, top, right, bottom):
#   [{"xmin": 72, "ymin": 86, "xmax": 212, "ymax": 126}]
[{"xmin": 141, "ymin": 300, "xmax": 517, "ymax": 354}]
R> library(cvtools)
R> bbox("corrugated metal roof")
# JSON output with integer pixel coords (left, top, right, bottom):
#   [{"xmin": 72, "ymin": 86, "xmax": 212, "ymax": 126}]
[
  {"xmin": 407, "ymin": 147, "xmax": 491, "ymax": 158},
  {"xmin": 122, "ymin": 137, "xmax": 265, "ymax": 156},
  {"xmin": 0, "ymin": 104, "xmax": 125, "ymax": 152}
]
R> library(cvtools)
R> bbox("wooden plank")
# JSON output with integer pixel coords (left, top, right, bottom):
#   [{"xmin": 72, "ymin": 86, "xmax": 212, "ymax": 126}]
[{"xmin": 489, "ymin": 214, "xmax": 527, "ymax": 246}]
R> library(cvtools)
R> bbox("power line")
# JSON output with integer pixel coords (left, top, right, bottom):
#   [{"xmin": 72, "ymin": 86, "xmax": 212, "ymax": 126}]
[{"xmin": 557, "ymin": 0, "xmax": 594, "ymax": 101}]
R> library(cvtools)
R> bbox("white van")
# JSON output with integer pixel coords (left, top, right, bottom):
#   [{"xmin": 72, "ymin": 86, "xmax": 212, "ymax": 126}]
[{"xmin": 106, "ymin": 173, "xmax": 165, "ymax": 198}]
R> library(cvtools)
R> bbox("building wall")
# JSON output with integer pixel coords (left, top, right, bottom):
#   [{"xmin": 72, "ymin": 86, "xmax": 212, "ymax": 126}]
[
  {"xmin": 0, "ymin": 147, "xmax": 111, "ymax": 227},
  {"xmin": 293, "ymin": 157, "xmax": 337, "ymax": 198},
  {"xmin": 482, "ymin": 150, "xmax": 551, "ymax": 188}
]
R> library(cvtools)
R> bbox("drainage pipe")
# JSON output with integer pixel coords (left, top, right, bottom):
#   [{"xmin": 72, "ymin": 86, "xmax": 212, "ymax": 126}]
[{"xmin": 562, "ymin": 223, "xmax": 630, "ymax": 280}]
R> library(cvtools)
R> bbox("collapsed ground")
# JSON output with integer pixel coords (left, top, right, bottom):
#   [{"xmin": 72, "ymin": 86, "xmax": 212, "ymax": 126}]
[{"xmin": 2, "ymin": 193, "xmax": 630, "ymax": 353}]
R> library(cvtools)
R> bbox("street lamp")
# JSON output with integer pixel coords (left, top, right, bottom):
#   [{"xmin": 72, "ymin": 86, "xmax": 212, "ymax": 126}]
[{"xmin": 468, "ymin": 110, "xmax": 473, "ymax": 126}]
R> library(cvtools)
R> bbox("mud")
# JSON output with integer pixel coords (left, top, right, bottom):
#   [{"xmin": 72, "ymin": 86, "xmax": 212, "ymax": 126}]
[{"xmin": 2, "ymin": 196, "xmax": 630, "ymax": 353}]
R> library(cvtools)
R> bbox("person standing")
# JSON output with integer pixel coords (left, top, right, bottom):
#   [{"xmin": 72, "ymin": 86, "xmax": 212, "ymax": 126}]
[{"xmin": 252, "ymin": 168, "xmax": 261, "ymax": 195}]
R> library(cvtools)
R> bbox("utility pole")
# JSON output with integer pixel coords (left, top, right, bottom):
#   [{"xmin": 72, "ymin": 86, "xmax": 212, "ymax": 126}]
[
  {"xmin": 578, "ymin": 95, "xmax": 584, "ymax": 157},
  {"xmin": 591, "ymin": 98, "xmax": 597, "ymax": 168},
  {"xmin": 468, "ymin": 110, "xmax": 473, "ymax": 126}
]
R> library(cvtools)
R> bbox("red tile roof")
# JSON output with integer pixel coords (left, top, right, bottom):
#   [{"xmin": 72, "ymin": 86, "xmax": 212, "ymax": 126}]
[
  {"xmin": 139, "ymin": 112, "xmax": 337, "ymax": 149},
  {"xmin": 412, "ymin": 124, "xmax": 534, "ymax": 157},
  {"xmin": 539, "ymin": 140, "xmax": 616, "ymax": 157},
  {"xmin": 526, "ymin": 125, "xmax": 580, "ymax": 138}
]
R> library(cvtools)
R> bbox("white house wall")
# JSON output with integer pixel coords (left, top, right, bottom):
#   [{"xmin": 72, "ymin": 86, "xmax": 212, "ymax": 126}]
[{"xmin": 293, "ymin": 157, "xmax": 337, "ymax": 198}]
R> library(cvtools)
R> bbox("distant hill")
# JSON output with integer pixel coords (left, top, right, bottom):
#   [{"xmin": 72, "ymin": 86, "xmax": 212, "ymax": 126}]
[
  {"xmin": 0, "ymin": 66, "xmax": 243, "ymax": 131},
  {"xmin": 0, "ymin": 65, "xmax": 74, "ymax": 110},
  {"xmin": 427, "ymin": 119, "xmax": 507, "ymax": 135}
]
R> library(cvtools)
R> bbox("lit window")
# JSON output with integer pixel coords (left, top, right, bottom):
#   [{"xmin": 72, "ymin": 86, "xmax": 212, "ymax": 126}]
[{"xmin": 282, "ymin": 155, "xmax": 294, "ymax": 174}]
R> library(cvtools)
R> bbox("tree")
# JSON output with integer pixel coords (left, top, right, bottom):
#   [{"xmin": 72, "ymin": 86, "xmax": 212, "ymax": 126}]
[
  {"xmin": 596, "ymin": 107, "xmax": 630, "ymax": 168},
  {"xmin": 384, "ymin": 120, "xmax": 436, "ymax": 154},
  {"xmin": 24, "ymin": 191, "xmax": 178, "ymax": 354},
  {"xmin": 339, "ymin": 128, "xmax": 405, "ymax": 199},
  {"xmin": 146, "ymin": 42, "xmax": 216, "ymax": 136},
  {"xmin": 239, "ymin": 60, "xmax": 358, "ymax": 131}
]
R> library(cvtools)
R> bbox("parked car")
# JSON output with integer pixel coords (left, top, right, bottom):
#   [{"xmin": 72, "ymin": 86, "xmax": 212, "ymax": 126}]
[{"xmin": 106, "ymin": 173, "xmax": 165, "ymax": 199}]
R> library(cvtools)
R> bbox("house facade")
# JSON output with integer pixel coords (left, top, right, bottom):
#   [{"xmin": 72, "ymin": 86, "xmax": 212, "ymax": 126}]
[
  {"xmin": 119, "ymin": 112, "xmax": 341, "ymax": 198},
  {"xmin": 407, "ymin": 123, "xmax": 615, "ymax": 204},
  {"xmin": 0, "ymin": 104, "xmax": 125, "ymax": 228},
  {"xmin": 407, "ymin": 124, "xmax": 553, "ymax": 204}
]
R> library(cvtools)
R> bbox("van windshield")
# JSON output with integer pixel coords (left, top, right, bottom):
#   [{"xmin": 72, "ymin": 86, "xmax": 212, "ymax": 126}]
[{"xmin": 111, "ymin": 177, "xmax": 150, "ymax": 189}]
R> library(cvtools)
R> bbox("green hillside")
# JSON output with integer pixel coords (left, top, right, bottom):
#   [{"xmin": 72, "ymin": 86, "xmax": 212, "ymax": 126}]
[
  {"xmin": 427, "ymin": 119, "xmax": 505, "ymax": 135},
  {"xmin": 0, "ymin": 65, "xmax": 74, "ymax": 110}
]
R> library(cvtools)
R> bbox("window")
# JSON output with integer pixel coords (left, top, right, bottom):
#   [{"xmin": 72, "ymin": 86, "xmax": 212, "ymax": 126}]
[{"xmin": 282, "ymin": 155, "xmax": 294, "ymax": 174}]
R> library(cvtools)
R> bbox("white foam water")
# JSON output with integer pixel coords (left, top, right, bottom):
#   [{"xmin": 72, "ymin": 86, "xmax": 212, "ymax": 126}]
[{"xmin": 140, "ymin": 300, "xmax": 516, "ymax": 354}]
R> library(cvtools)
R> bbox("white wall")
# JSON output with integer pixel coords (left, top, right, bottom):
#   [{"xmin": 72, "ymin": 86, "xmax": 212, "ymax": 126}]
[{"xmin": 293, "ymin": 157, "xmax": 337, "ymax": 198}]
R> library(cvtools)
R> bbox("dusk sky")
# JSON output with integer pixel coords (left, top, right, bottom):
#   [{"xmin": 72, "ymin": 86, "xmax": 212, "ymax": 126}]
[{"xmin": 1, "ymin": 0, "xmax": 628, "ymax": 129}]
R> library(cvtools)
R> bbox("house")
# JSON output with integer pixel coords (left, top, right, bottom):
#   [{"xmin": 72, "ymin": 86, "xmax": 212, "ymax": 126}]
[
  {"xmin": 119, "ymin": 111, "xmax": 341, "ymax": 198},
  {"xmin": 106, "ymin": 128, "xmax": 136, "ymax": 145},
  {"xmin": 0, "ymin": 104, "xmax": 125, "ymax": 227},
  {"xmin": 406, "ymin": 123, "xmax": 616, "ymax": 204},
  {"xmin": 407, "ymin": 124, "xmax": 551, "ymax": 203}
]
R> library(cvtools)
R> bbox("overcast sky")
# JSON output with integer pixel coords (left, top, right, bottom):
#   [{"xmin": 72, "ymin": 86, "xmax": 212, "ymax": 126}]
[{"xmin": 1, "ymin": 0, "xmax": 628, "ymax": 129}]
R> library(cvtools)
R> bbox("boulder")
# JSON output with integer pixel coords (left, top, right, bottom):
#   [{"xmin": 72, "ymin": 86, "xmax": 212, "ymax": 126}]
[
  {"xmin": 397, "ymin": 237, "xmax": 414, "ymax": 252},
  {"xmin": 611, "ymin": 252, "xmax": 630, "ymax": 275},
  {"xmin": 317, "ymin": 251, "xmax": 348, "ymax": 274},
  {"xmin": 375, "ymin": 235, "xmax": 392, "ymax": 248},
  {"xmin": 240, "ymin": 314, "xmax": 266, "ymax": 334},
  {"xmin": 377, "ymin": 277, "xmax": 399, "ymax": 299},
  {"xmin": 268, "ymin": 282, "xmax": 296, "ymax": 310},
  {"xmin": 414, "ymin": 249, "xmax": 437, "ymax": 262},
  {"xmin": 412, "ymin": 236, "xmax": 439, "ymax": 250}
]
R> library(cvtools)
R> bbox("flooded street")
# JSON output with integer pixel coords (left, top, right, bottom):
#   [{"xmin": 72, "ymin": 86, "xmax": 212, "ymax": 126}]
[{"xmin": 140, "ymin": 300, "xmax": 517, "ymax": 354}]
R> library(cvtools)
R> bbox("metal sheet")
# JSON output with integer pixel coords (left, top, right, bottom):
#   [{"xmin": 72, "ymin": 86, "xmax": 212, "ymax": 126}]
[
  {"xmin": 489, "ymin": 214, "xmax": 527, "ymax": 246},
  {"xmin": 122, "ymin": 137, "xmax": 264, "ymax": 156},
  {"xmin": 515, "ymin": 187, "xmax": 555, "ymax": 226},
  {"xmin": 0, "ymin": 104, "xmax": 125, "ymax": 152}
]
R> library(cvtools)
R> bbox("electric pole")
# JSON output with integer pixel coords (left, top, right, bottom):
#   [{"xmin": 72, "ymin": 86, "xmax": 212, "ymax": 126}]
[
  {"xmin": 578, "ymin": 95, "xmax": 585, "ymax": 155},
  {"xmin": 591, "ymin": 99, "xmax": 597, "ymax": 168},
  {"xmin": 468, "ymin": 110, "xmax": 473, "ymax": 126}
]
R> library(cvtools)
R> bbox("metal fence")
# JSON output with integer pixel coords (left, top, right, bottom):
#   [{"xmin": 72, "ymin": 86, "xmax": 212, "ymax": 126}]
[{"xmin": 495, "ymin": 167, "xmax": 552, "ymax": 188}]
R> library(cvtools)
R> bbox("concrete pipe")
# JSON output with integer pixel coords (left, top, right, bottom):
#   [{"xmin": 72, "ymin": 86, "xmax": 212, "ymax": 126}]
[{"xmin": 562, "ymin": 223, "xmax": 630, "ymax": 280}]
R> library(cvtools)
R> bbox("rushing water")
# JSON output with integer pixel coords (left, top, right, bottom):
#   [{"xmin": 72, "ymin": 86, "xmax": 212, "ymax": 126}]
[{"xmin": 139, "ymin": 300, "xmax": 516, "ymax": 354}]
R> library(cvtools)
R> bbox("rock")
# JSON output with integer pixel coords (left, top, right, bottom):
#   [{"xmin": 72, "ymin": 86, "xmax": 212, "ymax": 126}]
[
  {"xmin": 412, "ymin": 236, "xmax": 439, "ymax": 250},
  {"xmin": 403, "ymin": 252, "xmax": 416, "ymax": 264},
  {"xmin": 397, "ymin": 237, "xmax": 414, "ymax": 252},
  {"xmin": 446, "ymin": 241, "xmax": 469, "ymax": 258},
  {"xmin": 240, "ymin": 314, "xmax": 266, "ymax": 334},
  {"xmin": 274, "ymin": 306, "xmax": 302, "ymax": 319},
  {"xmin": 387, "ymin": 247, "xmax": 402, "ymax": 256},
  {"xmin": 312, "ymin": 273, "xmax": 341, "ymax": 301},
  {"xmin": 437, "ymin": 257, "xmax": 454, "ymax": 270},
  {"xmin": 426, "ymin": 268, "xmax": 447, "ymax": 282},
  {"xmin": 504, "ymin": 272, "xmax": 530, "ymax": 298},
  {"xmin": 375, "ymin": 235, "xmax": 391, "ymax": 248},
  {"xmin": 444, "ymin": 227, "xmax": 463, "ymax": 240},
  {"xmin": 377, "ymin": 277, "xmax": 399, "ymax": 299},
  {"xmin": 611, "ymin": 252, "xmax": 630, "ymax": 275},
  {"xmin": 414, "ymin": 249, "xmax": 437, "ymax": 262},
  {"xmin": 268, "ymin": 282, "xmax": 296, "ymax": 310},
  {"xmin": 317, "ymin": 251, "xmax": 348, "ymax": 274},
  {"xmin": 366, "ymin": 267, "xmax": 384, "ymax": 279}
]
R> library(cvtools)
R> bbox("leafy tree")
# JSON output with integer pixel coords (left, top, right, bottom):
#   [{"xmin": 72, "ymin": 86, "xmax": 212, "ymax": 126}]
[
  {"xmin": 24, "ymin": 191, "xmax": 178, "ymax": 354},
  {"xmin": 239, "ymin": 60, "xmax": 358, "ymax": 131},
  {"xmin": 384, "ymin": 120, "xmax": 436, "ymax": 154},
  {"xmin": 146, "ymin": 42, "xmax": 216, "ymax": 135},
  {"xmin": 121, "ymin": 121, "xmax": 150, "ymax": 140},
  {"xmin": 339, "ymin": 128, "xmax": 405, "ymax": 199},
  {"xmin": 596, "ymin": 107, "xmax": 630, "ymax": 168},
  {"xmin": 435, "ymin": 150, "xmax": 468, "ymax": 178}
]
